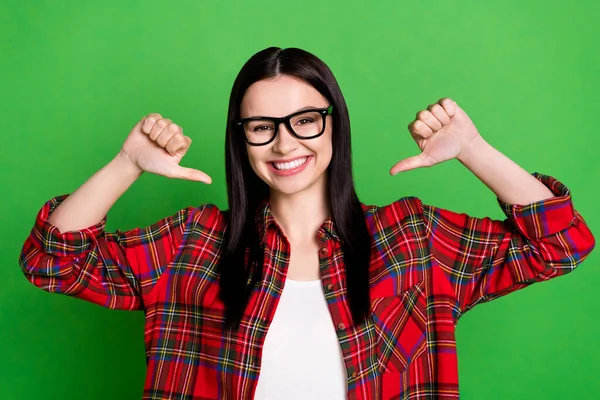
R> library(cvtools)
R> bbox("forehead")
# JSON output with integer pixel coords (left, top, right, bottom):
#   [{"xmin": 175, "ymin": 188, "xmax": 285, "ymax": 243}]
[{"xmin": 240, "ymin": 75, "xmax": 329, "ymax": 118}]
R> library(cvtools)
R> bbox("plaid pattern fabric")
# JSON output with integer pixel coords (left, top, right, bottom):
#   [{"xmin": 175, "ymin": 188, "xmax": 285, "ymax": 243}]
[{"xmin": 19, "ymin": 173, "xmax": 595, "ymax": 399}]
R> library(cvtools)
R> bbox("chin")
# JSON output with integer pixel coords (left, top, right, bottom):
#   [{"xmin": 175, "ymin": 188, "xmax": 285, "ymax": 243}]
[{"xmin": 268, "ymin": 177, "xmax": 315, "ymax": 196}]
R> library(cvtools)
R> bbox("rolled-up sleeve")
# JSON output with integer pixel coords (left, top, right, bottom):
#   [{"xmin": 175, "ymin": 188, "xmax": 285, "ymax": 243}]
[
  {"xmin": 19, "ymin": 195, "xmax": 195, "ymax": 310},
  {"xmin": 423, "ymin": 173, "xmax": 595, "ymax": 318}
]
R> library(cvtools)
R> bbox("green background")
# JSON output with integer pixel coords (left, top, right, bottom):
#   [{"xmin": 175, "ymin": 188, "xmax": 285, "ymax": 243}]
[{"xmin": 2, "ymin": 0, "xmax": 599, "ymax": 398}]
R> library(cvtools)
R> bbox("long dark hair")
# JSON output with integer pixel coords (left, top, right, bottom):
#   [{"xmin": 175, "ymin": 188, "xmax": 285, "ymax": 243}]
[{"xmin": 219, "ymin": 47, "xmax": 371, "ymax": 329}]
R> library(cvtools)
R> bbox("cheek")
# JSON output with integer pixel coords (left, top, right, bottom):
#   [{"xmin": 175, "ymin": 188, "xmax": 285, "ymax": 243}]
[
  {"xmin": 320, "ymin": 144, "xmax": 333, "ymax": 167},
  {"xmin": 246, "ymin": 146, "xmax": 266, "ymax": 176},
  {"xmin": 317, "ymin": 132, "xmax": 333, "ymax": 167}
]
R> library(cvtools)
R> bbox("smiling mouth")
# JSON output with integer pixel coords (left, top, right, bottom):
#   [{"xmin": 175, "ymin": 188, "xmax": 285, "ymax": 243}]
[{"xmin": 271, "ymin": 157, "xmax": 309, "ymax": 171}]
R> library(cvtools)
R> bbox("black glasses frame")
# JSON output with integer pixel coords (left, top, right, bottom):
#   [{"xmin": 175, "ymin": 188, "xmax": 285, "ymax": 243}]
[{"xmin": 235, "ymin": 105, "xmax": 333, "ymax": 146}]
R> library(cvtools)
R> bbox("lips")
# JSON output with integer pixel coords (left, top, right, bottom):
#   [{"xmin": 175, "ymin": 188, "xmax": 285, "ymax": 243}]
[
  {"xmin": 272, "ymin": 157, "xmax": 308, "ymax": 171},
  {"xmin": 267, "ymin": 156, "xmax": 313, "ymax": 177}
]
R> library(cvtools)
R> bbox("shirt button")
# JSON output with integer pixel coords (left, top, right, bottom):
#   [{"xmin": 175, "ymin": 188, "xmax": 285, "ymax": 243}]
[
  {"xmin": 319, "ymin": 247, "xmax": 328, "ymax": 256},
  {"xmin": 337, "ymin": 323, "xmax": 345, "ymax": 331},
  {"xmin": 326, "ymin": 284, "xmax": 334, "ymax": 291},
  {"xmin": 350, "ymin": 371, "xmax": 357, "ymax": 379}
]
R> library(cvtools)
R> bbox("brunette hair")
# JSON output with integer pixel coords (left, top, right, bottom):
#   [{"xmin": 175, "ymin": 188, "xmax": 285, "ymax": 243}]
[{"xmin": 220, "ymin": 47, "xmax": 371, "ymax": 329}]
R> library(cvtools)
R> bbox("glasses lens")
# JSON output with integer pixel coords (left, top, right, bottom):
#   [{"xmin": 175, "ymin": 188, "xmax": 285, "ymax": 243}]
[
  {"xmin": 241, "ymin": 110, "xmax": 325, "ymax": 145},
  {"xmin": 243, "ymin": 119, "xmax": 276, "ymax": 144},
  {"xmin": 290, "ymin": 111, "xmax": 324, "ymax": 137}
]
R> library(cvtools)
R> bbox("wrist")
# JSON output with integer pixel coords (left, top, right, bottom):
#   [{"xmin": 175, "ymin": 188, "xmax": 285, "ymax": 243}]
[
  {"xmin": 457, "ymin": 135, "xmax": 489, "ymax": 166},
  {"xmin": 114, "ymin": 151, "xmax": 144, "ymax": 179}
]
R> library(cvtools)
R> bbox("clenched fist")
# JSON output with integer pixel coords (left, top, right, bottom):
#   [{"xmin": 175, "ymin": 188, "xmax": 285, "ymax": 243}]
[
  {"xmin": 390, "ymin": 98, "xmax": 482, "ymax": 175},
  {"xmin": 119, "ymin": 113, "xmax": 212, "ymax": 184}
]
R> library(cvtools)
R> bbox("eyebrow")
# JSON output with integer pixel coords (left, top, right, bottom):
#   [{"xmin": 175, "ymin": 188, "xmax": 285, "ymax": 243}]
[{"xmin": 244, "ymin": 105, "xmax": 324, "ymax": 119}]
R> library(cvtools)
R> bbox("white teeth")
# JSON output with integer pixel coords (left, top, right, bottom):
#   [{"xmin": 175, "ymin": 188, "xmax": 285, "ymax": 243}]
[{"xmin": 273, "ymin": 157, "xmax": 308, "ymax": 170}]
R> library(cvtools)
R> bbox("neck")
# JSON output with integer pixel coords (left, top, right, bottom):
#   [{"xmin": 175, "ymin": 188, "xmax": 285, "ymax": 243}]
[{"xmin": 269, "ymin": 178, "xmax": 330, "ymax": 243}]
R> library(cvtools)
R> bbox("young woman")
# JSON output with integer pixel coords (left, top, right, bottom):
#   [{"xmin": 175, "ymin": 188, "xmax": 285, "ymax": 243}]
[{"xmin": 19, "ymin": 47, "xmax": 595, "ymax": 400}]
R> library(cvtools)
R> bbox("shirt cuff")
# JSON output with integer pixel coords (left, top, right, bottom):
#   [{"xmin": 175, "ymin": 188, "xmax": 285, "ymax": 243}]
[
  {"xmin": 497, "ymin": 172, "xmax": 577, "ymax": 240},
  {"xmin": 30, "ymin": 194, "xmax": 107, "ymax": 257}
]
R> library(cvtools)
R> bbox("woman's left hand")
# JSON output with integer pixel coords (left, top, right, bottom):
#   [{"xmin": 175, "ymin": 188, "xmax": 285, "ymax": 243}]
[{"xmin": 390, "ymin": 98, "xmax": 483, "ymax": 174}]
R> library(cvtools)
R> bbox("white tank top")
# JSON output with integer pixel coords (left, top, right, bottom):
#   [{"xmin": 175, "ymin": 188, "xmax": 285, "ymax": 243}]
[{"xmin": 254, "ymin": 279, "xmax": 348, "ymax": 399}]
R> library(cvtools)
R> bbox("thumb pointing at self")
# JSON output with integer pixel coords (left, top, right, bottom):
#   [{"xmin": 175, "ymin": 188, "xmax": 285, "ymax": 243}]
[{"xmin": 171, "ymin": 165, "xmax": 213, "ymax": 184}]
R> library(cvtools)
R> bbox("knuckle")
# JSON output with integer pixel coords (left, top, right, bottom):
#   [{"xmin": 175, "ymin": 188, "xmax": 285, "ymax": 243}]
[
  {"xmin": 156, "ymin": 118, "xmax": 170, "ymax": 129},
  {"xmin": 167, "ymin": 123, "xmax": 181, "ymax": 133},
  {"xmin": 417, "ymin": 110, "xmax": 429, "ymax": 120},
  {"xmin": 430, "ymin": 104, "xmax": 442, "ymax": 112},
  {"xmin": 166, "ymin": 134, "xmax": 185, "ymax": 152},
  {"xmin": 171, "ymin": 133, "xmax": 184, "ymax": 146},
  {"xmin": 157, "ymin": 134, "xmax": 170, "ymax": 146},
  {"xmin": 164, "ymin": 141, "xmax": 175, "ymax": 153}
]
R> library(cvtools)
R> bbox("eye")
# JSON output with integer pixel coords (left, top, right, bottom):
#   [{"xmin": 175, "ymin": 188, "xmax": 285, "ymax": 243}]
[
  {"xmin": 296, "ymin": 118, "xmax": 314, "ymax": 125},
  {"xmin": 252, "ymin": 125, "xmax": 274, "ymax": 132}
]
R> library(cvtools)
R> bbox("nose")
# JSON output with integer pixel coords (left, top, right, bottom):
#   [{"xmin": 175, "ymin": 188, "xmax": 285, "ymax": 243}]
[{"xmin": 271, "ymin": 122, "xmax": 298, "ymax": 154}]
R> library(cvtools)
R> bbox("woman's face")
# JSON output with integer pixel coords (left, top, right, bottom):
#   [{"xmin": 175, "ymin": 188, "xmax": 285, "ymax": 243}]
[{"xmin": 240, "ymin": 75, "xmax": 333, "ymax": 197}]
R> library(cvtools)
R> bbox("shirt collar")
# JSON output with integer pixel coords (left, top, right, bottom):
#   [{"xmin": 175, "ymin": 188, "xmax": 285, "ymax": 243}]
[{"xmin": 255, "ymin": 199, "xmax": 341, "ymax": 244}]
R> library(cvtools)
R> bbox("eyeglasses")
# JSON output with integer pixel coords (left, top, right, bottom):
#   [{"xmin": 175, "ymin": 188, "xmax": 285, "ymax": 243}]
[{"xmin": 236, "ymin": 105, "xmax": 333, "ymax": 146}]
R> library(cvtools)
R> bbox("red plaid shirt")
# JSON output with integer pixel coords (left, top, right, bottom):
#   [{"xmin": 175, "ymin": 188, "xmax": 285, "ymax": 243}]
[{"xmin": 19, "ymin": 173, "xmax": 595, "ymax": 399}]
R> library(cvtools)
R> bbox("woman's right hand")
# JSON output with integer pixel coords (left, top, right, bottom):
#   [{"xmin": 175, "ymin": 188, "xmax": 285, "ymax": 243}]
[{"xmin": 119, "ymin": 113, "xmax": 212, "ymax": 184}]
